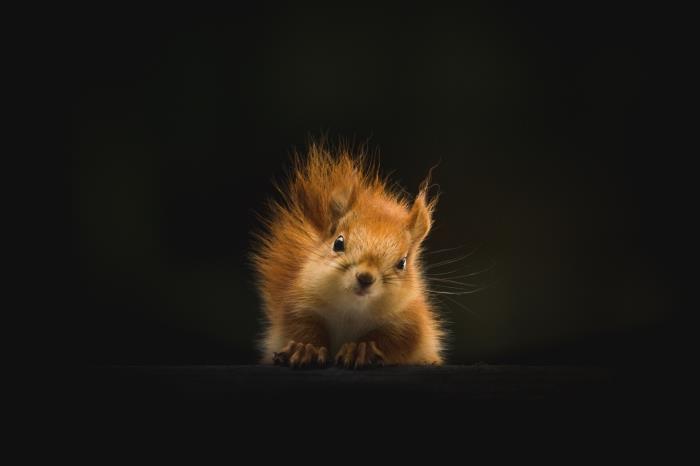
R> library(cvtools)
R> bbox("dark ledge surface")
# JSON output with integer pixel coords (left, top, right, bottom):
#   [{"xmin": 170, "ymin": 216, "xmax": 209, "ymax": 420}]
[{"xmin": 87, "ymin": 364, "xmax": 623, "ymax": 404}]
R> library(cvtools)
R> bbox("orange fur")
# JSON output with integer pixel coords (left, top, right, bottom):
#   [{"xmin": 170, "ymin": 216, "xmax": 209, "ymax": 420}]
[{"xmin": 251, "ymin": 141, "xmax": 444, "ymax": 367}]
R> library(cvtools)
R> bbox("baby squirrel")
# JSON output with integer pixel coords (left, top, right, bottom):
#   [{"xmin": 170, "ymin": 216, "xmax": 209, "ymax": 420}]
[{"xmin": 252, "ymin": 142, "xmax": 444, "ymax": 368}]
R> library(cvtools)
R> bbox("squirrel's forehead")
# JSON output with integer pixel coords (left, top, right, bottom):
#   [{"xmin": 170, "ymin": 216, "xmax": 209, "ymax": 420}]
[
  {"xmin": 344, "ymin": 217, "xmax": 411, "ymax": 249},
  {"xmin": 358, "ymin": 198, "xmax": 409, "ymax": 223},
  {"xmin": 336, "ymin": 198, "xmax": 411, "ymax": 247},
  {"xmin": 339, "ymin": 200, "xmax": 408, "ymax": 228}
]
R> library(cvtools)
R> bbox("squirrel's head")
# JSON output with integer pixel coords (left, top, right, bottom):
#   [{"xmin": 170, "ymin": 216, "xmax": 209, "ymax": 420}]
[{"xmin": 296, "ymin": 176, "xmax": 436, "ymax": 317}]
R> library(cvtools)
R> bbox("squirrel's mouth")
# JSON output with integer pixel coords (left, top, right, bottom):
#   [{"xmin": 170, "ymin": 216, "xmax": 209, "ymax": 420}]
[{"xmin": 353, "ymin": 287, "xmax": 371, "ymax": 297}]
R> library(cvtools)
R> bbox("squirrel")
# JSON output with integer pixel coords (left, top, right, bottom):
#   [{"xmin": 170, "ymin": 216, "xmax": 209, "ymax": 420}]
[{"xmin": 251, "ymin": 141, "xmax": 444, "ymax": 368}]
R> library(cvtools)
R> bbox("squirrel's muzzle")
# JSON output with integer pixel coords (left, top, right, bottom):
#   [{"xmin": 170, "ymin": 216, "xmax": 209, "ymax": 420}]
[{"xmin": 355, "ymin": 271, "xmax": 376, "ymax": 288}]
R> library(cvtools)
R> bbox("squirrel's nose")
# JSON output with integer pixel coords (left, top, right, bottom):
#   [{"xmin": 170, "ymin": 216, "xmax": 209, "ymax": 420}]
[{"xmin": 356, "ymin": 271, "xmax": 376, "ymax": 287}]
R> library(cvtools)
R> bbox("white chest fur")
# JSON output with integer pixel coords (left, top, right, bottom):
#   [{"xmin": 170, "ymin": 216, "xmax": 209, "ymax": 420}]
[{"xmin": 320, "ymin": 304, "xmax": 379, "ymax": 355}]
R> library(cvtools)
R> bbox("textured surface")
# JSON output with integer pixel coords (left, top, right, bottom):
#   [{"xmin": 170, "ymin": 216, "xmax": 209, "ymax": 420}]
[{"xmin": 87, "ymin": 364, "xmax": 619, "ymax": 405}]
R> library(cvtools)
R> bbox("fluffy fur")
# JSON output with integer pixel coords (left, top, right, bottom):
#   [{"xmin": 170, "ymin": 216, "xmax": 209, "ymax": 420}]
[{"xmin": 251, "ymin": 141, "xmax": 444, "ymax": 368}]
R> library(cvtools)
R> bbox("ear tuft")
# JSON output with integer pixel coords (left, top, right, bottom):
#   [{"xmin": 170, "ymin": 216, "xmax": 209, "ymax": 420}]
[
  {"xmin": 408, "ymin": 171, "xmax": 438, "ymax": 244},
  {"xmin": 330, "ymin": 181, "xmax": 358, "ymax": 222},
  {"xmin": 408, "ymin": 193, "xmax": 432, "ymax": 243}
]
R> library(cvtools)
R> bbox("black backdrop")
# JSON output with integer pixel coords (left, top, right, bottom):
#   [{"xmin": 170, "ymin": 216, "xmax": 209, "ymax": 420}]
[{"xmin": 66, "ymin": 4, "xmax": 684, "ymax": 367}]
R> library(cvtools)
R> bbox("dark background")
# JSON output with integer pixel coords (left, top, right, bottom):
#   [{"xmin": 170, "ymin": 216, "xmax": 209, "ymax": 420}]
[{"xmin": 66, "ymin": 4, "xmax": 685, "ymax": 367}]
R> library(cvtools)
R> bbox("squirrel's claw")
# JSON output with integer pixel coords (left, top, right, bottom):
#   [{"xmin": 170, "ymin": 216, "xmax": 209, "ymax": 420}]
[
  {"xmin": 335, "ymin": 341, "xmax": 385, "ymax": 370},
  {"xmin": 273, "ymin": 340, "xmax": 329, "ymax": 369}
]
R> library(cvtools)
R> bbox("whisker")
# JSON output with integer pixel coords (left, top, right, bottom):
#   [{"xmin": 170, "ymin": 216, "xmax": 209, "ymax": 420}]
[
  {"xmin": 459, "ymin": 263, "xmax": 497, "ymax": 278},
  {"xmin": 428, "ymin": 283, "xmax": 481, "ymax": 291},
  {"xmin": 424, "ymin": 263, "xmax": 496, "ymax": 282},
  {"xmin": 424, "ymin": 269, "xmax": 467, "ymax": 277},
  {"xmin": 427, "ymin": 277, "xmax": 481, "ymax": 287},
  {"xmin": 434, "ymin": 294, "xmax": 483, "ymax": 321},
  {"xmin": 427, "ymin": 288, "xmax": 484, "ymax": 295},
  {"xmin": 424, "ymin": 245, "xmax": 470, "ymax": 255},
  {"xmin": 427, "ymin": 273, "xmax": 485, "ymax": 281},
  {"xmin": 426, "ymin": 244, "xmax": 480, "ymax": 258},
  {"xmin": 424, "ymin": 254, "xmax": 474, "ymax": 270}
]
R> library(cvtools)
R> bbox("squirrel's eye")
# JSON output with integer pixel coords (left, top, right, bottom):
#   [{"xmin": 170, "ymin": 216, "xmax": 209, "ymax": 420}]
[
  {"xmin": 333, "ymin": 235, "xmax": 345, "ymax": 252},
  {"xmin": 397, "ymin": 257, "xmax": 407, "ymax": 270}
]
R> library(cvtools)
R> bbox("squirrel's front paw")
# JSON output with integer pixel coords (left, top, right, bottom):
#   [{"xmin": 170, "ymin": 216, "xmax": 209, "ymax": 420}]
[
  {"xmin": 335, "ymin": 341, "xmax": 385, "ymax": 369},
  {"xmin": 273, "ymin": 340, "xmax": 329, "ymax": 369}
]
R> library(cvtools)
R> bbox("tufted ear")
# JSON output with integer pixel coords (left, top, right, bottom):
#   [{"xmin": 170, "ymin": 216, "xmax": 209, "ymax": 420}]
[
  {"xmin": 331, "ymin": 183, "xmax": 357, "ymax": 218},
  {"xmin": 408, "ymin": 173, "xmax": 438, "ymax": 244},
  {"xmin": 328, "ymin": 181, "xmax": 358, "ymax": 231},
  {"xmin": 408, "ymin": 193, "xmax": 432, "ymax": 244}
]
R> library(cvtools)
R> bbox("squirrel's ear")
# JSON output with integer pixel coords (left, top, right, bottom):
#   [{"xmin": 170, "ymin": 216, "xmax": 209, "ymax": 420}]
[
  {"xmin": 408, "ymin": 193, "xmax": 432, "ymax": 243},
  {"xmin": 408, "ymin": 175, "xmax": 438, "ymax": 244},
  {"xmin": 330, "ymin": 182, "xmax": 358, "ymax": 224}
]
